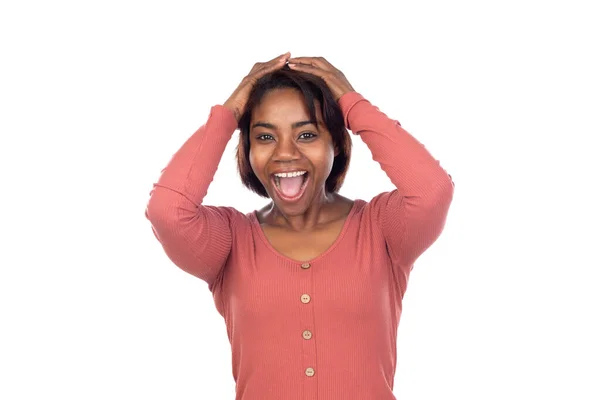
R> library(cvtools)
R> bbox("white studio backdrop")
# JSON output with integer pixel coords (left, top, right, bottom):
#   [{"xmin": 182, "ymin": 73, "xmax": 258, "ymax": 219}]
[{"xmin": 1, "ymin": 0, "xmax": 599, "ymax": 399}]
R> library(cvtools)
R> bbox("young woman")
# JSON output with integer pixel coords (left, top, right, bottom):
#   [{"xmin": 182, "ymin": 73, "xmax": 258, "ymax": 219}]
[{"xmin": 145, "ymin": 52, "xmax": 454, "ymax": 400}]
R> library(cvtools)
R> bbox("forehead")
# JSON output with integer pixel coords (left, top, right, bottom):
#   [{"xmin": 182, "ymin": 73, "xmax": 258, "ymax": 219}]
[{"xmin": 251, "ymin": 88, "xmax": 322, "ymax": 123}]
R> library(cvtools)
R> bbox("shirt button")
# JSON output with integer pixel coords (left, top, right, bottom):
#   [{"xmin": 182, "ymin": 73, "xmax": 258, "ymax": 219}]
[
  {"xmin": 305, "ymin": 367, "xmax": 315, "ymax": 377},
  {"xmin": 302, "ymin": 330, "xmax": 313, "ymax": 340},
  {"xmin": 300, "ymin": 294, "xmax": 311, "ymax": 304},
  {"xmin": 301, "ymin": 262, "xmax": 311, "ymax": 269}
]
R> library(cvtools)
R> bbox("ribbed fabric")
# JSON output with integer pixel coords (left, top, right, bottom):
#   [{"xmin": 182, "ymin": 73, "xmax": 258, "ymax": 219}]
[{"xmin": 145, "ymin": 92, "xmax": 454, "ymax": 400}]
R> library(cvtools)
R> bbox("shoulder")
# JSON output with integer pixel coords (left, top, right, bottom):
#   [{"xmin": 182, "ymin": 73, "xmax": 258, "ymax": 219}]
[
  {"xmin": 350, "ymin": 191, "xmax": 402, "ymax": 231},
  {"xmin": 204, "ymin": 205, "xmax": 257, "ymax": 230},
  {"xmin": 253, "ymin": 203, "xmax": 272, "ymax": 225}
]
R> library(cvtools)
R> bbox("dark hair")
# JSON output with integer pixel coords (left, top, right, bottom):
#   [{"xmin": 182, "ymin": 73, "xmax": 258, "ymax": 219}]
[{"xmin": 236, "ymin": 66, "xmax": 352, "ymax": 198}]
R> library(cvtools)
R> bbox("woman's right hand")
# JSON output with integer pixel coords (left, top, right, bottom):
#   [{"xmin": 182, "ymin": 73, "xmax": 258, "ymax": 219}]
[{"xmin": 223, "ymin": 52, "xmax": 290, "ymax": 121}]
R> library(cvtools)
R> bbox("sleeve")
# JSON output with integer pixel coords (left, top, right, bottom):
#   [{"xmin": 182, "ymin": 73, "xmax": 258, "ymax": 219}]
[
  {"xmin": 338, "ymin": 92, "xmax": 454, "ymax": 273},
  {"xmin": 145, "ymin": 105, "xmax": 240, "ymax": 289}
]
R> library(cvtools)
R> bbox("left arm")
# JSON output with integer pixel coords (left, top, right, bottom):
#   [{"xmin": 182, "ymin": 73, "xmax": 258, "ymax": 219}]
[
  {"xmin": 289, "ymin": 57, "xmax": 454, "ymax": 269},
  {"xmin": 339, "ymin": 92, "xmax": 454, "ymax": 267}
]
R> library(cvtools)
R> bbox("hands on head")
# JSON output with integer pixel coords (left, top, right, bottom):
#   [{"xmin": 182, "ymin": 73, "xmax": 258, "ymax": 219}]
[{"xmin": 224, "ymin": 53, "xmax": 354, "ymax": 121}]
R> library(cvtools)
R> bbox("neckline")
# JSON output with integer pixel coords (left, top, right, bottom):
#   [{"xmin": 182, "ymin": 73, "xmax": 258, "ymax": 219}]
[{"xmin": 251, "ymin": 200, "xmax": 361, "ymax": 264}]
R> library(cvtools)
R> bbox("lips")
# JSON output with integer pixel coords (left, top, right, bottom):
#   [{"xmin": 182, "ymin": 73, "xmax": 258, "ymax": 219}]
[{"xmin": 271, "ymin": 172, "xmax": 310, "ymax": 203}]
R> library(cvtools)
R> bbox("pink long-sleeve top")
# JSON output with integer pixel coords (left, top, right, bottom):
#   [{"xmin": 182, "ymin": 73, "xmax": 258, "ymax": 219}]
[{"xmin": 145, "ymin": 92, "xmax": 454, "ymax": 400}]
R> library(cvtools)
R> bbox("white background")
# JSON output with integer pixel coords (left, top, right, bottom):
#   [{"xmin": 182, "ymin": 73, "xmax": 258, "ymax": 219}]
[{"xmin": 1, "ymin": 0, "xmax": 599, "ymax": 399}]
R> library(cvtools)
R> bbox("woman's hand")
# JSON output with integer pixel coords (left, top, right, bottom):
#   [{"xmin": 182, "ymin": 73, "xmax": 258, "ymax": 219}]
[
  {"xmin": 224, "ymin": 52, "xmax": 291, "ymax": 121},
  {"xmin": 287, "ymin": 56, "xmax": 355, "ymax": 101}
]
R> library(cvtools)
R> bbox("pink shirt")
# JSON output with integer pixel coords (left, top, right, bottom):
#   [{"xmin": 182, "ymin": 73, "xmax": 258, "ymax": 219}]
[{"xmin": 145, "ymin": 92, "xmax": 454, "ymax": 399}]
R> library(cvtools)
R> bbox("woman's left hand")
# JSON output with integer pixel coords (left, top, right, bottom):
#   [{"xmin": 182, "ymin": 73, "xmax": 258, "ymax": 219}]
[{"xmin": 288, "ymin": 56, "xmax": 355, "ymax": 101}]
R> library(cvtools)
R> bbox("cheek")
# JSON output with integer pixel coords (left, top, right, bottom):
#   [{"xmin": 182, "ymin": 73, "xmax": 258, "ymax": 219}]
[
  {"xmin": 249, "ymin": 150, "xmax": 257, "ymax": 171},
  {"xmin": 249, "ymin": 152, "xmax": 258, "ymax": 175},
  {"xmin": 305, "ymin": 147, "xmax": 335, "ymax": 176},
  {"xmin": 249, "ymin": 148, "xmax": 267, "ymax": 181}
]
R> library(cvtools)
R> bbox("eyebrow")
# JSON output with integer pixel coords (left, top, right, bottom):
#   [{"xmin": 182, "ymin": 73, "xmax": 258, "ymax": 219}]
[{"xmin": 251, "ymin": 120, "xmax": 318, "ymax": 130}]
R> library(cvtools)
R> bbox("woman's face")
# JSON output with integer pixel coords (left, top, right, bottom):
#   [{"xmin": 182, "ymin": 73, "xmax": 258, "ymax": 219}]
[{"xmin": 249, "ymin": 88, "xmax": 338, "ymax": 215}]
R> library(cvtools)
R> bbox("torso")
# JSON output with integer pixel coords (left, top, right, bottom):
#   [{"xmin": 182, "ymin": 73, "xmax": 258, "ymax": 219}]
[{"xmin": 256, "ymin": 196, "xmax": 355, "ymax": 262}]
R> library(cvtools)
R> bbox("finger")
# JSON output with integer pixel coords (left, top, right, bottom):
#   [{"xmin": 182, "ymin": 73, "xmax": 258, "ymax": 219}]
[
  {"xmin": 250, "ymin": 52, "xmax": 289, "ymax": 69},
  {"xmin": 275, "ymin": 52, "xmax": 291, "ymax": 65},
  {"xmin": 269, "ymin": 52, "xmax": 291, "ymax": 65},
  {"xmin": 250, "ymin": 52, "xmax": 290, "ymax": 76},
  {"xmin": 259, "ymin": 53, "xmax": 289, "ymax": 74},
  {"xmin": 287, "ymin": 62, "xmax": 326, "ymax": 77},
  {"xmin": 287, "ymin": 56, "xmax": 332, "ymax": 70}
]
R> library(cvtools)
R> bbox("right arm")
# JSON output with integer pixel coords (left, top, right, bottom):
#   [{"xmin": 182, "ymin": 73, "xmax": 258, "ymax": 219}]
[
  {"xmin": 145, "ymin": 52, "xmax": 290, "ymax": 288},
  {"xmin": 145, "ymin": 105, "xmax": 238, "ymax": 288}
]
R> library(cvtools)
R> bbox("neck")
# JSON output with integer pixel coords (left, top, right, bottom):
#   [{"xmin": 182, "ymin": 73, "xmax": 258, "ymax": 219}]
[{"xmin": 267, "ymin": 190, "xmax": 340, "ymax": 232}]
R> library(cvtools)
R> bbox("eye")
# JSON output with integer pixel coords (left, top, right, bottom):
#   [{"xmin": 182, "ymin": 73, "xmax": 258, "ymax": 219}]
[
  {"xmin": 299, "ymin": 132, "xmax": 317, "ymax": 140},
  {"xmin": 256, "ymin": 134, "xmax": 274, "ymax": 141}
]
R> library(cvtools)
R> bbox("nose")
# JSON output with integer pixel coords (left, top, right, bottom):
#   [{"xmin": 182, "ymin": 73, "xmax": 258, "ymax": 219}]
[{"xmin": 273, "ymin": 136, "xmax": 301, "ymax": 162}]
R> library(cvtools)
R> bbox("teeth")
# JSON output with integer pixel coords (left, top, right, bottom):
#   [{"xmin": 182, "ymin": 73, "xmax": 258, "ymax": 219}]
[{"xmin": 274, "ymin": 171, "xmax": 307, "ymax": 178}]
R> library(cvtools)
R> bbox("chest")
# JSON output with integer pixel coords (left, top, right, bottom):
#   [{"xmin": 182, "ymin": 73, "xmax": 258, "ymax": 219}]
[
  {"xmin": 222, "ymin": 228, "xmax": 396, "ymax": 329},
  {"xmin": 215, "ymin": 216, "xmax": 399, "ymax": 322},
  {"xmin": 260, "ymin": 220, "xmax": 346, "ymax": 262}
]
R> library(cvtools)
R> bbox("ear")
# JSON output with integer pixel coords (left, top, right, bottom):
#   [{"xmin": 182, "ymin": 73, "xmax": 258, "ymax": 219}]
[{"xmin": 334, "ymin": 144, "xmax": 340, "ymax": 157}]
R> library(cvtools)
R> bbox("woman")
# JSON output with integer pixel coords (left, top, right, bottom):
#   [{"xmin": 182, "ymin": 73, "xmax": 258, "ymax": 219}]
[{"xmin": 145, "ymin": 52, "xmax": 454, "ymax": 400}]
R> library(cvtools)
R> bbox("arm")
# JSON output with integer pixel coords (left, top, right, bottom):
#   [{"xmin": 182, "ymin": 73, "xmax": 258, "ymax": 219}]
[
  {"xmin": 287, "ymin": 56, "xmax": 453, "ymax": 271},
  {"xmin": 339, "ymin": 92, "xmax": 454, "ymax": 269},
  {"xmin": 146, "ymin": 53, "xmax": 291, "ymax": 288},
  {"xmin": 145, "ymin": 105, "xmax": 238, "ymax": 289}
]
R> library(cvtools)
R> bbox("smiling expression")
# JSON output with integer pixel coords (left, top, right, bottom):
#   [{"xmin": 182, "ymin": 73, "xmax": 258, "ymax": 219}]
[{"xmin": 249, "ymin": 88, "xmax": 339, "ymax": 213}]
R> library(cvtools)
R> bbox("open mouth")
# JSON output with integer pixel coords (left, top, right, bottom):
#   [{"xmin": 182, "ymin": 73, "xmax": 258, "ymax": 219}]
[{"xmin": 271, "ymin": 172, "xmax": 310, "ymax": 202}]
